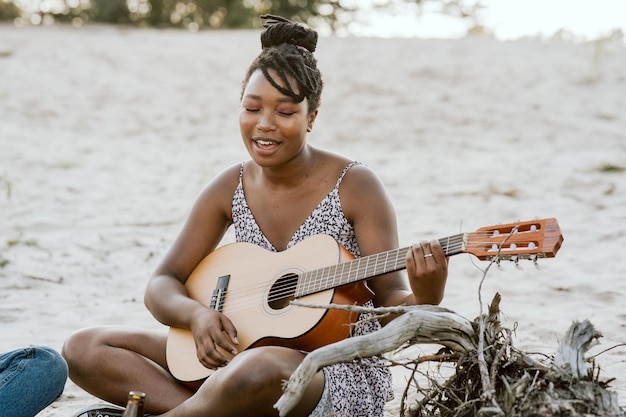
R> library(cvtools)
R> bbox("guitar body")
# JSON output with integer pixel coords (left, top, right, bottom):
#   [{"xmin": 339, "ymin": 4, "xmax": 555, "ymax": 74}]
[{"xmin": 166, "ymin": 234, "xmax": 373, "ymax": 382}]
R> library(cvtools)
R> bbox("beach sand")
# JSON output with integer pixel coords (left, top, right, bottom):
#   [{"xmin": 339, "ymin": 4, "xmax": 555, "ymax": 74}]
[{"xmin": 1, "ymin": 24, "xmax": 625, "ymax": 415}]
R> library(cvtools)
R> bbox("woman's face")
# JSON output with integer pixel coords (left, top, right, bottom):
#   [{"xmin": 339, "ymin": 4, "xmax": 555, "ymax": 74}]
[{"xmin": 239, "ymin": 68, "xmax": 317, "ymax": 167}]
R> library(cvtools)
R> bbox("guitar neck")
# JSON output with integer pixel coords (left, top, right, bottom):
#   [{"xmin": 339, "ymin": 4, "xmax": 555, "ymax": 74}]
[{"xmin": 295, "ymin": 233, "xmax": 467, "ymax": 297}]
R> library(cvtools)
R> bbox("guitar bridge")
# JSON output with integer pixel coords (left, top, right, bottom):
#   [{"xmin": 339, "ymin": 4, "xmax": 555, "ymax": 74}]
[{"xmin": 209, "ymin": 275, "xmax": 230, "ymax": 312}]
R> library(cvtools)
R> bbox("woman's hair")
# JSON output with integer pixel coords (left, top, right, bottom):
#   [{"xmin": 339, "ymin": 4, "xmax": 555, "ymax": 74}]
[{"xmin": 242, "ymin": 15, "xmax": 323, "ymax": 114}]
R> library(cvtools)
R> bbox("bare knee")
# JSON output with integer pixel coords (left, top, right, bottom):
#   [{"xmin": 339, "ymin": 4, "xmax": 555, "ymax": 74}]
[
  {"xmin": 62, "ymin": 327, "xmax": 107, "ymax": 375},
  {"xmin": 195, "ymin": 347, "xmax": 323, "ymax": 416},
  {"xmin": 219, "ymin": 347, "xmax": 303, "ymax": 395}
]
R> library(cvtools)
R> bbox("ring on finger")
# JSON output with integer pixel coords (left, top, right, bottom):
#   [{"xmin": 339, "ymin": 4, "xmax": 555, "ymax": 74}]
[{"xmin": 423, "ymin": 253, "xmax": 434, "ymax": 258}]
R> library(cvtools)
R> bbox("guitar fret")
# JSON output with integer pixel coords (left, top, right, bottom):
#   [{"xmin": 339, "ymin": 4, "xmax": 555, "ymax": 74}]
[
  {"xmin": 354, "ymin": 257, "xmax": 362, "ymax": 285},
  {"xmin": 312, "ymin": 266, "xmax": 321, "ymax": 294},
  {"xmin": 338, "ymin": 261, "xmax": 346, "ymax": 290},
  {"xmin": 361, "ymin": 256, "xmax": 369, "ymax": 281},
  {"xmin": 378, "ymin": 251, "xmax": 388, "ymax": 275},
  {"xmin": 326, "ymin": 264, "xmax": 336, "ymax": 292},
  {"xmin": 319, "ymin": 265, "xmax": 328, "ymax": 294},
  {"xmin": 326, "ymin": 265, "xmax": 333, "ymax": 291},
  {"xmin": 298, "ymin": 270, "xmax": 313, "ymax": 297},
  {"xmin": 382, "ymin": 251, "xmax": 390, "ymax": 276},
  {"xmin": 306, "ymin": 268, "xmax": 314, "ymax": 295},
  {"xmin": 395, "ymin": 248, "xmax": 408, "ymax": 271},
  {"xmin": 371, "ymin": 254, "xmax": 378, "ymax": 277},
  {"xmin": 346, "ymin": 257, "xmax": 353, "ymax": 287}
]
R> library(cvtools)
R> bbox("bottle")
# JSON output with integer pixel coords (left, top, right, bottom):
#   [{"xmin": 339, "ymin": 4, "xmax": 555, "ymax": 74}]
[{"xmin": 121, "ymin": 391, "xmax": 145, "ymax": 417}]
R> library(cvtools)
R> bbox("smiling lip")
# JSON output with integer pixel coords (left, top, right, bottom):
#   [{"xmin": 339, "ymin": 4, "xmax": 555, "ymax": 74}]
[
  {"xmin": 252, "ymin": 138, "xmax": 281, "ymax": 155},
  {"xmin": 254, "ymin": 138, "xmax": 279, "ymax": 146}
]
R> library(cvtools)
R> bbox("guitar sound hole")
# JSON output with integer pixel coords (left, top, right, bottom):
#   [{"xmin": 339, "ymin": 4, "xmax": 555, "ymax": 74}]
[{"xmin": 267, "ymin": 273, "xmax": 298, "ymax": 310}]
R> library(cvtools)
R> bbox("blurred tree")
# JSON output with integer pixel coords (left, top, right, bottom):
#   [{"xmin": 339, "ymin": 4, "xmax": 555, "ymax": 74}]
[
  {"xmin": 139, "ymin": 0, "xmax": 350, "ymax": 30},
  {"xmin": 4, "ymin": 0, "xmax": 477, "ymax": 33},
  {"xmin": 0, "ymin": 0, "xmax": 21, "ymax": 21},
  {"xmin": 384, "ymin": 0, "xmax": 485, "ymax": 31},
  {"xmin": 89, "ymin": 0, "xmax": 131, "ymax": 24},
  {"xmin": 150, "ymin": 0, "xmax": 164, "ymax": 26}
]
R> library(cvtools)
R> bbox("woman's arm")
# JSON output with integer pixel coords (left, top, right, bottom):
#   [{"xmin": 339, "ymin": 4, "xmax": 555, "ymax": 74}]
[
  {"xmin": 143, "ymin": 164, "xmax": 241, "ymax": 368},
  {"xmin": 339, "ymin": 164, "xmax": 448, "ymax": 314}
]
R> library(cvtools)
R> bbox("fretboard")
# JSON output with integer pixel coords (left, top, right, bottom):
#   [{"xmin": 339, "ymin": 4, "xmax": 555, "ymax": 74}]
[{"xmin": 295, "ymin": 233, "xmax": 467, "ymax": 297}]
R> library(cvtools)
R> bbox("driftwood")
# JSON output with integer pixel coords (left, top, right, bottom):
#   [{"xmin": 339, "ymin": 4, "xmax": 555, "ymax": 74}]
[
  {"xmin": 274, "ymin": 303, "xmax": 476, "ymax": 416},
  {"xmin": 274, "ymin": 294, "xmax": 624, "ymax": 417}
]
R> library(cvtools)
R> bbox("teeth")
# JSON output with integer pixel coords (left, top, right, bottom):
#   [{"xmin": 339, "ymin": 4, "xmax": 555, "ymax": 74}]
[{"xmin": 256, "ymin": 140, "xmax": 275, "ymax": 146}]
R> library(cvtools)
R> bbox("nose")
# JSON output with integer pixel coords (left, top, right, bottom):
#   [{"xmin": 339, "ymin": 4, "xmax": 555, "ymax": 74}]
[{"xmin": 256, "ymin": 110, "xmax": 276, "ymax": 131}]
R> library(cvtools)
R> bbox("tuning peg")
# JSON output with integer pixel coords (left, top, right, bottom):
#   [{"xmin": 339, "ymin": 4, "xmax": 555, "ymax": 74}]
[{"xmin": 532, "ymin": 257, "xmax": 541, "ymax": 269}]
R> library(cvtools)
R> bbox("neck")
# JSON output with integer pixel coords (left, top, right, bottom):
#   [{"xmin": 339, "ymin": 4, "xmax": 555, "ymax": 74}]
[{"xmin": 258, "ymin": 145, "xmax": 318, "ymax": 188}]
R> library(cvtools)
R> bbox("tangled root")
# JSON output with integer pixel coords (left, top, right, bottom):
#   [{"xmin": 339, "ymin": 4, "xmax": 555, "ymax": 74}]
[{"xmin": 406, "ymin": 294, "xmax": 623, "ymax": 417}]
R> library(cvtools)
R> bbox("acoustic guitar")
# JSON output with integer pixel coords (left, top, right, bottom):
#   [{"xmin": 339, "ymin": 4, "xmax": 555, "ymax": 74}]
[{"xmin": 167, "ymin": 218, "xmax": 563, "ymax": 381}]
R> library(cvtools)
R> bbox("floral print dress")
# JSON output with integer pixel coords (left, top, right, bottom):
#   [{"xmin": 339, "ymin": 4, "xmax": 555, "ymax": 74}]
[{"xmin": 231, "ymin": 161, "xmax": 393, "ymax": 417}]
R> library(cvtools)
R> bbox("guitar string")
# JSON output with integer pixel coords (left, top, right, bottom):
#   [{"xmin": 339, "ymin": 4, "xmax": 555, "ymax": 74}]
[
  {"xmin": 201, "ymin": 230, "xmax": 544, "ymax": 312},
  {"xmin": 210, "ymin": 231, "xmax": 502, "ymax": 311},
  {"xmin": 214, "ymin": 230, "xmax": 536, "ymax": 313},
  {"xmin": 227, "ymin": 236, "xmax": 461, "ymax": 305},
  {"xmin": 202, "ymin": 235, "xmax": 465, "ymax": 313}
]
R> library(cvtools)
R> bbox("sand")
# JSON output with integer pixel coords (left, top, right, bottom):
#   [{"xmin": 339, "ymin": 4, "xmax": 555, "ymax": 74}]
[{"xmin": 1, "ymin": 24, "xmax": 625, "ymax": 415}]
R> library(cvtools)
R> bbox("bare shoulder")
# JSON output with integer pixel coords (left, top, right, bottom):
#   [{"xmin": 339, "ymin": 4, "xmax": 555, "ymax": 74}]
[
  {"xmin": 204, "ymin": 163, "xmax": 242, "ymax": 192},
  {"xmin": 340, "ymin": 162, "xmax": 388, "ymax": 196},
  {"xmin": 313, "ymin": 148, "xmax": 376, "ymax": 182},
  {"xmin": 202, "ymin": 164, "xmax": 241, "ymax": 193},
  {"xmin": 337, "ymin": 161, "xmax": 395, "ymax": 222},
  {"xmin": 193, "ymin": 163, "xmax": 243, "ymax": 215}
]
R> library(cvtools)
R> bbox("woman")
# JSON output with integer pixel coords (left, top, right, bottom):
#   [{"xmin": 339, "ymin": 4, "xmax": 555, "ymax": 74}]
[{"xmin": 63, "ymin": 15, "xmax": 448, "ymax": 417}]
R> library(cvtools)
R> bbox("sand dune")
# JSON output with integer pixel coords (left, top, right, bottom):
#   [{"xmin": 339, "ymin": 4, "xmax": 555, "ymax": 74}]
[{"xmin": 1, "ymin": 24, "xmax": 625, "ymax": 415}]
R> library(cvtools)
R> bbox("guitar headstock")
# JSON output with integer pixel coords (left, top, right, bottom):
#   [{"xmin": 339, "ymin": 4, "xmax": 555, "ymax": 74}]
[{"xmin": 466, "ymin": 218, "xmax": 563, "ymax": 262}]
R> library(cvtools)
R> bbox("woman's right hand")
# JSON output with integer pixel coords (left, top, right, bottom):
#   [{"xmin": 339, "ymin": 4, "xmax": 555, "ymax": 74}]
[{"xmin": 189, "ymin": 306, "xmax": 239, "ymax": 370}]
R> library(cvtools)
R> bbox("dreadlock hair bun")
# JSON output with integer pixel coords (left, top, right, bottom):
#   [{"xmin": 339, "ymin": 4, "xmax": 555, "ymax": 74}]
[
  {"xmin": 259, "ymin": 14, "xmax": 318, "ymax": 53},
  {"xmin": 241, "ymin": 15, "xmax": 323, "ymax": 113}
]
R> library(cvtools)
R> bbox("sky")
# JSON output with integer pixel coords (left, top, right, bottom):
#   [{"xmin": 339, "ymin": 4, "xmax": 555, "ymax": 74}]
[{"xmin": 344, "ymin": 0, "xmax": 626, "ymax": 41}]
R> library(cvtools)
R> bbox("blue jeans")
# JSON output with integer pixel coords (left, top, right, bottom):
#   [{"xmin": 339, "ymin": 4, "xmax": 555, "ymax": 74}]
[{"xmin": 0, "ymin": 346, "xmax": 68, "ymax": 417}]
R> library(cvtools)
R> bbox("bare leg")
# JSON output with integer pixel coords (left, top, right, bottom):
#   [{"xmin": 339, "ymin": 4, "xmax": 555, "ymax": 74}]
[
  {"xmin": 62, "ymin": 326, "xmax": 194, "ymax": 413},
  {"xmin": 63, "ymin": 328, "xmax": 325, "ymax": 416},
  {"xmin": 160, "ymin": 346, "xmax": 325, "ymax": 417}
]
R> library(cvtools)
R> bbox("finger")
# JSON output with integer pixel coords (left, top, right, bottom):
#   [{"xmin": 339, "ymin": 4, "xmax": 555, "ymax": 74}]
[
  {"xmin": 419, "ymin": 240, "xmax": 435, "ymax": 263},
  {"xmin": 194, "ymin": 331, "xmax": 232, "ymax": 369},
  {"xmin": 407, "ymin": 242, "xmax": 422, "ymax": 270},
  {"xmin": 195, "ymin": 337, "xmax": 228, "ymax": 370},
  {"xmin": 212, "ymin": 328, "xmax": 239, "ymax": 357},
  {"xmin": 428, "ymin": 239, "xmax": 447, "ymax": 263},
  {"xmin": 220, "ymin": 315, "xmax": 239, "ymax": 347}
]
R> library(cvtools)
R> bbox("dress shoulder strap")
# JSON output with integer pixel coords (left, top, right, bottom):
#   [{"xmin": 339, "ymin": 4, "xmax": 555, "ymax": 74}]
[
  {"xmin": 238, "ymin": 162, "xmax": 245, "ymax": 182},
  {"xmin": 334, "ymin": 161, "xmax": 362, "ymax": 189}
]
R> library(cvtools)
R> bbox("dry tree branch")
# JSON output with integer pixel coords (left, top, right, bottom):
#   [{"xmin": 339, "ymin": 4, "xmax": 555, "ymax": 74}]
[
  {"xmin": 273, "ymin": 304, "xmax": 476, "ymax": 416},
  {"xmin": 473, "ymin": 224, "xmax": 521, "ymax": 416}
]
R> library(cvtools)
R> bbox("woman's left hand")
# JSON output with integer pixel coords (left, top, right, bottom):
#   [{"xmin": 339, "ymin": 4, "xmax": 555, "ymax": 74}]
[{"xmin": 406, "ymin": 239, "xmax": 448, "ymax": 305}]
